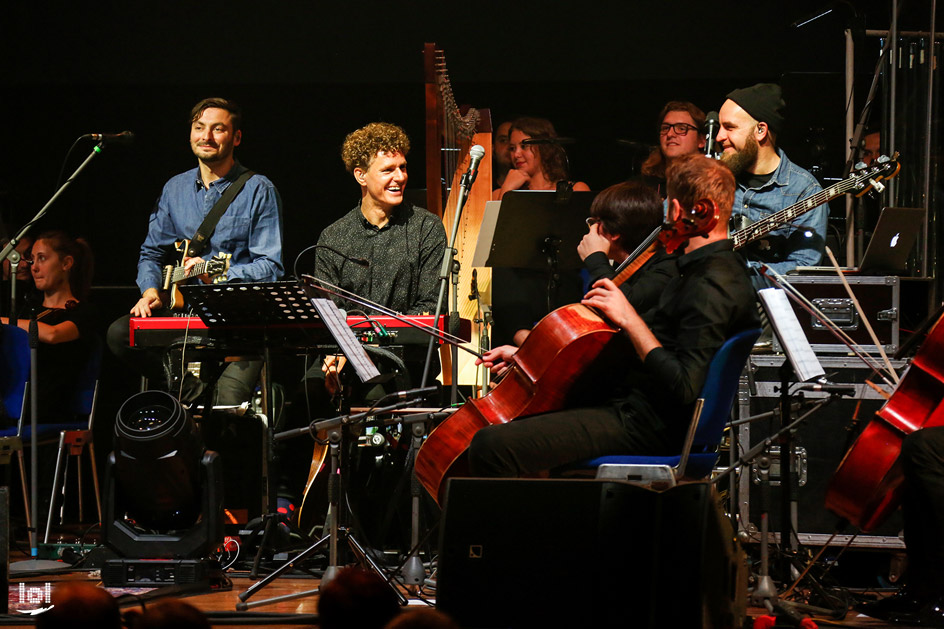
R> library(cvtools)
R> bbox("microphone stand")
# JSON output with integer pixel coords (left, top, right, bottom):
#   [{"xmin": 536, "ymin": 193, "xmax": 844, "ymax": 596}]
[
  {"xmin": 0, "ymin": 141, "xmax": 105, "ymax": 570},
  {"xmin": 421, "ymin": 155, "xmax": 481, "ymax": 402},
  {"xmin": 0, "ymin": 142, "xmax": 104, "ymax": 272},
  {"xmin": 236, "ymin": 394, "xmax": 428, "ymax": 610},
  {"xmin": 6, "ymin": 250, "xmax": 22, "ymax": 324}
]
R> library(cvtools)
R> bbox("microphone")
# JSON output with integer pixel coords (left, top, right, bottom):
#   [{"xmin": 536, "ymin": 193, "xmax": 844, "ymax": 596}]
[
  {"xmin": 294, "ymin": 243, "xmax": 368, "ymax": 280},
  {"xmin": 704, "ymin": 112, "xmax": 719, "ymax": 157},
  {"xmin": 384, "ymin": 386, "xmax": 439, "ymax": 401},
  {"xmin": 464, "ymin": 145, "xmax": 486, "ymax": 187},
  {"xmin": 797, "ymin": 381, "xmax": 857, "ymax": 396},
  {"xmin": 85, "ymin": 131, "xmax": 135, "ymax": 145}
]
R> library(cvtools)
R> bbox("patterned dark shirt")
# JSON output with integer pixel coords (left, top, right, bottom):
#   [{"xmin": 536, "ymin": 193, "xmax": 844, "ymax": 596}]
[{"xmin": 314, "ymin": 203, "xmax": 447, "ymax": 315}]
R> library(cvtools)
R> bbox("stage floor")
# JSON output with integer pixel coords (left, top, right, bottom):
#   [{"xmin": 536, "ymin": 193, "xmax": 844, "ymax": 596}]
[{"xmin": 0, "ymin": 567, "xmax": 929, "ymax": 628}]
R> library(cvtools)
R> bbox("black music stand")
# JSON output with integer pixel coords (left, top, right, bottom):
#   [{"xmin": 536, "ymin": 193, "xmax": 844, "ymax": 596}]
[
  {"xmin": 483, "ymin": 190, "xmax": 595, "ymax": 272},
  {"xmin": 181, "ymin": 281, "xmax": 382, "ymax": 576},
  {"xmin": 480, "ymin": 191, "xmax": 595, "ymax": 344}
]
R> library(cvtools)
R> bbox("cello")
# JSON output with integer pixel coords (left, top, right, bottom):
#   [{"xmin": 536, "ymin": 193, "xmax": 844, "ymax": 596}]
[
  {"xmin": 825, "ymin": 312, "xmax": 944, "ymax": 531},
  {"xmin": 414, "ymin": 199, "xmax": 720, "ymax": 505}
]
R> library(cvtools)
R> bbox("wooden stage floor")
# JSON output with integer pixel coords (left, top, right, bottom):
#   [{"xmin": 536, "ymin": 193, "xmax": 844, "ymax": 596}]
[{"xmin": 0, "ymin": 566, "xmax": 931, "ymax": 628}]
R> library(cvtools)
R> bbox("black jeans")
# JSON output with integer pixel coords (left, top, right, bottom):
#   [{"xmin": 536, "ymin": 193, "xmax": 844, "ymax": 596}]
[{"xmin": 467, "ymin": 405, "xmax": 671, "ymax": 477}]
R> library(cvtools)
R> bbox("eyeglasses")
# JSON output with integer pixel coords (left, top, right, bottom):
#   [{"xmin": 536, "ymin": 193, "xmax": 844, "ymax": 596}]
[
  {"xmin": 585, "ymin": 217, "xmax": 601, "ymax": 227},
  {"xmin": 659, "ymin": 122, "xmax": 700, "ymax": 136}
]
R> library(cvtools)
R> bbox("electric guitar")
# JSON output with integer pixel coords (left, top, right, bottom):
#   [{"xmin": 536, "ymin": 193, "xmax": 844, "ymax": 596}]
[
  {"xmin": 161, "ymin": 239, "xmax": 232, "ymax": 311},
  {"xmin": 731, "ymin": 154, "xmax": 900, "ymax": 260}
]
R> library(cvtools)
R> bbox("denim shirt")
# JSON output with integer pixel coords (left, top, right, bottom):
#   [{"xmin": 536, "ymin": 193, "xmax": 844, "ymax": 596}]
[
  {"xmin": 732, "ymin": 148, "xmax": 827, "ymax": 274},
  {"xmin": 136, "ymin": 162, "xmax": 284, "ymax": 294}
]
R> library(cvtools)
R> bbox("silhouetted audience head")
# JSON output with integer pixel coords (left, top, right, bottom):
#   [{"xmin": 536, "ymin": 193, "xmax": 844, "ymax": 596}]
[
  {"xmin": 35, "ymin": 582, "xmax": 121, "ymax": 629},
  {"xmin": 318, "ymin": 566, "xmax": 401, "ymax": 629},
  {"xmin": 385, "ymin": 608, "xmax": 461, "ymax": 629}
]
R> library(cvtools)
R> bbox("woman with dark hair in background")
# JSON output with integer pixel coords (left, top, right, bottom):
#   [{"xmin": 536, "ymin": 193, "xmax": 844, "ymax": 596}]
[
  {"xmin": 1, "ymin": 229, "xmax": 96, "ymax": 424},
  {"xmin": 492, "ymin": 116, "xmax": 590, "ymax": 199}
]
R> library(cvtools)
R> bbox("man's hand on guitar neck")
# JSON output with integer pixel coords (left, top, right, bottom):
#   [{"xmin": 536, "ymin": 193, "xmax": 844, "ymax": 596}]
[
  {"xmin": 183, "ymin": 256, "xmax": 213, "ymax": 284},
  {"xmin": 131, "ymin": 288, "xmax": 163, "ymax": 318}
]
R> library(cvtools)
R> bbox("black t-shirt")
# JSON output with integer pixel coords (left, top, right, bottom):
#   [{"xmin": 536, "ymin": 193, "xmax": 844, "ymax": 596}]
[{"xmin": 34, "ymin": 300, "xmax": 97, "ymax": 423}]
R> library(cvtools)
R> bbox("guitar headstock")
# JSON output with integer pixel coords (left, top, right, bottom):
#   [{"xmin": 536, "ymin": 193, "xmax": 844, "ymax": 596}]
[
  {"xmin": 207, "ymin": 253, "xmax": 232, "ymax": 284},
  {"xmin": 853, "ymin": 152, "xmax": 901, "ymax": 197}
]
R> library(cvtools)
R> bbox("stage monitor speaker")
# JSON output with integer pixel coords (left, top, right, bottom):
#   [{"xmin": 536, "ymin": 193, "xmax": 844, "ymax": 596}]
[{"xmin": 437, "ymin": 479, "xmax": 745, "ymax": 628}]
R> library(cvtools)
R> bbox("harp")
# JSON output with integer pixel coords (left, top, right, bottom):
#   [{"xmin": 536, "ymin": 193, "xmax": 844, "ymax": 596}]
[{"xmin": 424, "ymin": 43, "xmax": 493, "ymax": 391}]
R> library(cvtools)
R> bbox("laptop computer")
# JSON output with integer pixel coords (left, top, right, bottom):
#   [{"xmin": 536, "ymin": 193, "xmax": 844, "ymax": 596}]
[{"xmin": 794, "ymin": 206, "xmax": 925, "ymax": 274}]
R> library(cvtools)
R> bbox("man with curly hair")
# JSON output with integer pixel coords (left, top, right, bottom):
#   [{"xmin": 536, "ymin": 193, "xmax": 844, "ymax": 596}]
[
  {"xmin": 315, "ymin": 121, "xmax": 446, "ymax": 316},
  {"xmin": 278, "ymin": 123, "xmax": 447, "ymax": 521}
]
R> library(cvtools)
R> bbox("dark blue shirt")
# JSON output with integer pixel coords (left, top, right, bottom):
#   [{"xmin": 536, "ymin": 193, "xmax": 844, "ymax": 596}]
[{"xmin": 136, "ymin": 162, "xmax": 283, "ymax": 293}]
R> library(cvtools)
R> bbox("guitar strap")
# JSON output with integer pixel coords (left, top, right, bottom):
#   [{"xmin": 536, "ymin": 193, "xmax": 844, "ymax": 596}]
[{"xmin": 189, "ymin": 169, "xmax": 255, "ymax": 257}]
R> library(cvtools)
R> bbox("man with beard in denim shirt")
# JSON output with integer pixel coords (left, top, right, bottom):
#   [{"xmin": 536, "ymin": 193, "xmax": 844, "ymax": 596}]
[{"xmin": 716, "ymin": 83, "xmax": 827, "ymax": 278}]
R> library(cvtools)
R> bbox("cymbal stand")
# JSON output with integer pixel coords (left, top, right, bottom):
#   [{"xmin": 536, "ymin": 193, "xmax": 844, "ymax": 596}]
[{"xmin": 237, "ymin": 396, "xmax": 429, "ymax": 610}]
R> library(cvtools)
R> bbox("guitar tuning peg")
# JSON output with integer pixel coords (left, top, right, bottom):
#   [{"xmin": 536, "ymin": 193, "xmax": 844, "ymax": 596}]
[
  {"xmin": 877, "ymin": 154, "xmax": 890, "ymax": 164},
  {"xmin": 855, "ymin": 161, "xmax": 867, "ymax": 171}
]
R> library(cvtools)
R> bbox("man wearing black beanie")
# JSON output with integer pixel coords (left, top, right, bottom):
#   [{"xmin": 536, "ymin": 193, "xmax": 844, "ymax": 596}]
[{"xmin": 716, "ymin": 82, "xmax": 828, "ymax": 276}]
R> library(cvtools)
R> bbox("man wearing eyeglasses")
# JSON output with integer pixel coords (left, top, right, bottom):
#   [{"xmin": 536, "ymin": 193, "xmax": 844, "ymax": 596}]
[
  {"xmin": 640, "ymin": 101, "xmax": 707, "ymax": 198},
  {"xmin": 716, "ymin": 83, "xmax": 827, "ymax": 276}
]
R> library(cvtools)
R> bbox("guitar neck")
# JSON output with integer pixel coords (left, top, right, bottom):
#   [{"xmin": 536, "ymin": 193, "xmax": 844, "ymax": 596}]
[
  {"xmin": 169, "ymin": 261, "xmax": 210, "ymax": 284},
  {"xmin": 731, "ymin": 178, "xmax": 852, "ymax": 249}
]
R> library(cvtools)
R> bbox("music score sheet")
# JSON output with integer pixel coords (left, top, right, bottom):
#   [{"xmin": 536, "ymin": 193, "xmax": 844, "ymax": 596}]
[{"xmin": 758, "ymin": 288, "xmax": 825, "ymax": 383}]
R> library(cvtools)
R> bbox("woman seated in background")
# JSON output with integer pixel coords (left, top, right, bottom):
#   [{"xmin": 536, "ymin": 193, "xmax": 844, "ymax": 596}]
[
  {"xmin": 492, "ymin": 116, "xmax": 590, "ymax": 199},
  {"xmin": 1, "ymin": 230, "xmax": 96, "ymax": 423}
]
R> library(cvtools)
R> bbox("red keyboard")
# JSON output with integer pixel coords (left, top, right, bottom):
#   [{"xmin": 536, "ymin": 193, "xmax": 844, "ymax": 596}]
[{"xmin": 129, "ymin": 315, "xmax": 471, "ymax": 348}]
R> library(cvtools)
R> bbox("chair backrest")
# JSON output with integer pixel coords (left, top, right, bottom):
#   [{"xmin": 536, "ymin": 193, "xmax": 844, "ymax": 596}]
[
  {"xmin": 691, "ymin": 327, "xmax": 763, "ymax": 451},
  {"xmin": 70, "ymin": 335, "xmax": 104, "ymax": 419},
  {"xmin": 0, "ymin": 324, "xmax": 30, "ymax": 421}
]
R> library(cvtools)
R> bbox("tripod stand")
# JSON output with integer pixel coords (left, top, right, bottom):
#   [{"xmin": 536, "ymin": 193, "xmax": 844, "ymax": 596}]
[{"xmin": 236, "ymin": 396, "xmax": 434, "ymax": 610}]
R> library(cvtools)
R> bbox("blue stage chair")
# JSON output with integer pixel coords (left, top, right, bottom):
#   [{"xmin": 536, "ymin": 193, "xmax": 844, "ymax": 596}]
[
  {"xmin": 577, "ymin": 327, "xmax": 762, "ymax": 489},
  {"xmin": 0, "ymin": 324, "xmax": 33, "ymax": 531},
  {"xmin": 44, "ymin": 335, "xmax": 104, "ymax": 542}
]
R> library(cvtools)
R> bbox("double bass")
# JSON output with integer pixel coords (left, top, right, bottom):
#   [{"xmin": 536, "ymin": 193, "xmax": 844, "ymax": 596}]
[
  {"xmin": 826, "ymin": 312, "xmax": 944, "ymax": 531},
  {"xmin": 414, "ymin": 199, "xmax": 721, "ymax": 505}
]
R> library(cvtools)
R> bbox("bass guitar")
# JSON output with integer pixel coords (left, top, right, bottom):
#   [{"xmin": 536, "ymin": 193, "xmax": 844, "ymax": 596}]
[
  {"xmin": 731, "ymin": 155, "xmax": 900, "ymax": 260},
  {"xmin": 161, "ymin": 239, "xmax": 231, "ymax": 310},
  {"xmin": 825, "ymin": 313, "xmax": 944, "ymax": 531},
  {"xmin": 414, "ymin": 198, "xmax": 721, "ymax": 505}
]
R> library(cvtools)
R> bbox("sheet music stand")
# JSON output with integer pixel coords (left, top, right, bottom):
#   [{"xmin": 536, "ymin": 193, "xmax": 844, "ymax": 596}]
[
  {"xmin": 755, "ymin": 288, "xmax": 825, "ymax": 606},
  {"xmin": 182, "ymin": 280, "xmax": 382, "ymax": 575},
  {"xmin": 182, "ymin": 281, "xmax": 381, "ymax": 384},
  {"xmin": 480, "ymin": 190, "xmax": 596, "ymax": 271}
]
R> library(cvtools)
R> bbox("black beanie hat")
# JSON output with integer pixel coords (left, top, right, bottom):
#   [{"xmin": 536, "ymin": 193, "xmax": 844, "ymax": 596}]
[{"xmin": 726, "ymin": 83, "xmax": 785, "ymax": 136}]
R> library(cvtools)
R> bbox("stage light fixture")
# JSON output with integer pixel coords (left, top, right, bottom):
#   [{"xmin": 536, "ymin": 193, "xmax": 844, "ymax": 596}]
[{"xmin": 103, "ymin": 391, "xmax": 223, "ymax": 566}]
